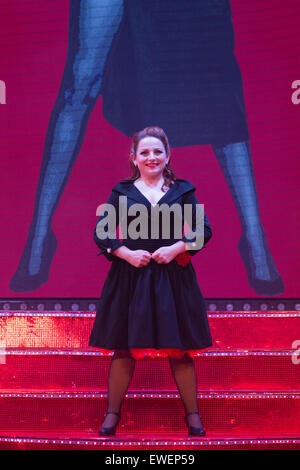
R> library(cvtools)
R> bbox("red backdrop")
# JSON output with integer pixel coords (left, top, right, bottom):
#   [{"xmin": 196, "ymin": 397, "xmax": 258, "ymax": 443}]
[{"xmin": 0, "ymin": 0, "xmax": 299, "ymax": 297}]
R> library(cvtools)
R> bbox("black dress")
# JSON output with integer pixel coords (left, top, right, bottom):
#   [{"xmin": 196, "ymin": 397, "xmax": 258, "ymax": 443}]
[
  {"xmin": 100, "ymin": 0, "xmax": 249, "ymax": 148},
  {"xmin": 89, "ymin": 178, "xmax": 213, "ymax": 360}
]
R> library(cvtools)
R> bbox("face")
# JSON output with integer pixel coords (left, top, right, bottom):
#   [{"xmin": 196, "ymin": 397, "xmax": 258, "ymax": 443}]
[{"xmin": 132, "ymin": 136, "xmax": 169, "ymax": 179}]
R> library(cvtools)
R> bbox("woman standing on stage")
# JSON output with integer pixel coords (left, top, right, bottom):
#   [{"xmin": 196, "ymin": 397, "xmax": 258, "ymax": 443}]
[{"xmin": 89, "ymin": 126, "xmax": 213, "ymax": 436}]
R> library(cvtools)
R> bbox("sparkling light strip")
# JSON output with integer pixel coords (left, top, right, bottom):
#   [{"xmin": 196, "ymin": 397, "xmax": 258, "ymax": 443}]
[
  {"xmin": 0, "ymin": 391, "xmax": 299, "ymax": 399},
  {"xmin": 3, "ymin": 348, "xmax": 298, "ymax": 358},
  {"xmin": 209, "ymin": 312, "xmax": 300, "ymax": 318},
  {"xmin": 0, "ymin": 311, "xmax": 300, "ymax": 318},
  {"xmin": 0, "ymin": 436, "xmax": 299, "ymax": 448},
  {"xmin": 0, "ymin": 311, "xmax": 96, "ymax": 318}
]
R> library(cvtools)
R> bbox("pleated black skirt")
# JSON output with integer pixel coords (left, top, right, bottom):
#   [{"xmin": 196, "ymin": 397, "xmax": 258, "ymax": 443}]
[
  {"xmin": 100, "ymin": 0, "xmax": 249, "ymax": 147},
  {"xmin": 89, "ymin": 256, "xmax": 213, "ymax": 360}
]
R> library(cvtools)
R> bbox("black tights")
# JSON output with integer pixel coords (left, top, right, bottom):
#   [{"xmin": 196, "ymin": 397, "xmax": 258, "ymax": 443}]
[{"xmin": 101, "ymin": 350, "xmax": 201, "ymax": 428}]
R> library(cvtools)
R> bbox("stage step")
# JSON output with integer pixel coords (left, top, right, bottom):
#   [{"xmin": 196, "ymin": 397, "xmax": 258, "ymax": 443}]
[
  {"xmin": 0, "ymin": 349, "xmax": 299, "ymax": 391},
  {"xmin": 1, "ymin": 310, "xmax": 299, "ymax": 450},
  {"xmin": 0, "ymin": 311, "xmax": 299, "ymax": 349},
  {"xmin": 0, "ymin": 391, "xmax": 299, "ymax": 434},
  {"xmin": 0, "ymin": 431, "xmax": 300, "ymax": 450}
]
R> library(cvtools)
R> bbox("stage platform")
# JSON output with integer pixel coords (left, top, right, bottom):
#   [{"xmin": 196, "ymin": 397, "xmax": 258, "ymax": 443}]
[{"xmin": 0, "ymin": 306, "xmax": 299, "ymax": 450}]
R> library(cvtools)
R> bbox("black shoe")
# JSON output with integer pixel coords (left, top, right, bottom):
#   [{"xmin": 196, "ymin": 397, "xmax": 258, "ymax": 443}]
[
  {"xmin": 185, "ymin": 411, "xmax": 206, "ymax": 436},
  {"xmin": 98, "ymin": 410, "xmax": 121, "ymax": 436},
  {"xmin": 238, "ymin": 232, "xmax": 284, "ymax": 296},
  {"xmin": 9, "ymin": 225, "xmax": 57, "ymax": 292}
]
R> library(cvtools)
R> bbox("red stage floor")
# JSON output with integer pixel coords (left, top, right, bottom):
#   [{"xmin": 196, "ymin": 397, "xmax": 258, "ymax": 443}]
[{"xmin": 0, "ymin": 310, "xmax": 299, "ymax": 450}]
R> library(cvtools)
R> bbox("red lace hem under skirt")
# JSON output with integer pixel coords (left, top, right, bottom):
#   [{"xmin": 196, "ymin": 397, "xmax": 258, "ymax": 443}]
[{"xmin": 91, "ymin": 347, "xmax": 210, "ymax": 360}]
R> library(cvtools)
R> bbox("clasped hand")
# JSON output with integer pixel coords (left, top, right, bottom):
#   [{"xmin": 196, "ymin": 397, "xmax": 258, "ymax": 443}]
[{"xmin": 128, "ymin": 246, "xmax": 176, "ymax": 268}]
